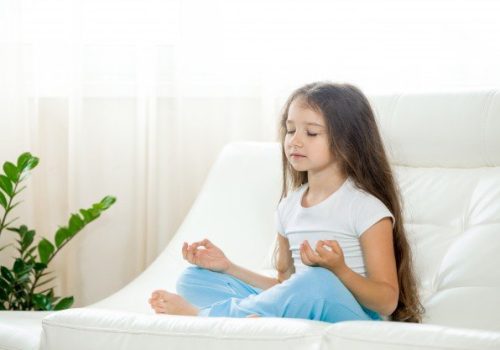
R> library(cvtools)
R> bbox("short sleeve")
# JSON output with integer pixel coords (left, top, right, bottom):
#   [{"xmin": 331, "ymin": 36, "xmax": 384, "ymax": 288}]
[
  {"xmin": 275, "ymin": 188, "xmax": 300, "ymax": 237},
  {"xmin": 353, "ymin": 194, "xmax": 395, "ymax": 237},
  {"xmin": 275, "ymin": 207, "xmax": 286, "ymax": 237}
]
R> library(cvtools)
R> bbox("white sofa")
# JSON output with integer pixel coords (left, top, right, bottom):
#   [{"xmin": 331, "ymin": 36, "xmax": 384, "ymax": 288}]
[{"xmin": 1, "ymin": 90, "xmax": 500, "ymax": 350}]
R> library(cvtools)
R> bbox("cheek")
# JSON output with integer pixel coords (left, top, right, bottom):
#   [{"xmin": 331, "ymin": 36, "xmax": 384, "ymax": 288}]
[{"xmin": 284, "ymin": 135, "xmax": 292, "ymax": 147}]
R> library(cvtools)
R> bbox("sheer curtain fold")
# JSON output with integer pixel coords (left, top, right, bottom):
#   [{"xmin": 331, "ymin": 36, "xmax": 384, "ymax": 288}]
[{"xmin": 1, "ymin": 0, "xmax": 500, "ymax": 306}]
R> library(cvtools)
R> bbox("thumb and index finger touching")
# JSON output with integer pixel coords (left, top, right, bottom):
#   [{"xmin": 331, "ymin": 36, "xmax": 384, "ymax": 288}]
[{"xmin": 182, "ymin": 238, "xmax": 214, "ymax": 254}]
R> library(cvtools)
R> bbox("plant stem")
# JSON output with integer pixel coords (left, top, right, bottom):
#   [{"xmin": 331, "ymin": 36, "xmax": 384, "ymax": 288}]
[
  {"xmin": 27, "ymin": 229, "xmax": 75, "ymax": 307},
  {"xmin": 0, "ymin": 181, "xmax": 19, "ymax": 240}
]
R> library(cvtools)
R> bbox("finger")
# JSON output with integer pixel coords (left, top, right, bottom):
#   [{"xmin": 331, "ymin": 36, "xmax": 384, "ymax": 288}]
[
  {"xmin": 188, "ymin": 242, "xmax": 198, "ymax": 252},
  {"xmin": 182, "ymin": 242, "xmax": 188, "ymax": 260},
  {"xmin": 300, "ymin": 244, "xmax": 314, "ymax": 265},
  {"xmin": 303, "ymin": 241, "xmax": 317, "ymax": 256},
  {"xmin": 202, "ymin": 238, "xmax": 213, "ymax": 248},
  {"xmin": 303, "ymin": 241, "xmax": 319, "ymax": 264},
  {"xmin": 315, "ymin": 241, "xmax": 327, "ymax": 256},
  {"xmin": 187, "ymin": 244, "xmax": 197, "ymax": 263},
  {"xmin": 299, "ymin": 245, "xmax": 309, "ymax": 265},
  {"xmin": 325, "ymin": 240, "xmax": 342, "ymax": 253},
  {"xmin": 315, "ymin": 240, "xmax": 324, "ymax": 251},
  {"xmin": 192, "ymin": 248, "xmax": 205, "ymax": 265}
]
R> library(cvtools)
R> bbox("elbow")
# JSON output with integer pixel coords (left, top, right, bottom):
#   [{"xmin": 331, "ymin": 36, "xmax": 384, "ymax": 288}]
[
  {"xmin": 381, "ymin": 286, "xmax": 399, "ymax": 317},
  {"xmin": 381, "ymin": 300, "xmax": 398, "ymax": 317}
]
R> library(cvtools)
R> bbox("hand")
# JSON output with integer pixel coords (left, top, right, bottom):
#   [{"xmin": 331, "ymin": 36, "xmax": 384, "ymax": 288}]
[
  {"xmin": 299, "ymin": 239, "xmax": 347, "ymax": 274},
  {"xmin": 182, "ymin": 238, "xmax": 232, "ymax": 273}
]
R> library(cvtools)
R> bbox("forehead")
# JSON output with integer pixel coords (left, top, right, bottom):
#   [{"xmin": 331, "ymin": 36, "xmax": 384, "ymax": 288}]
[{"xmin": 286, "ymin": 98, "xmax": 325, "ymax": 126}]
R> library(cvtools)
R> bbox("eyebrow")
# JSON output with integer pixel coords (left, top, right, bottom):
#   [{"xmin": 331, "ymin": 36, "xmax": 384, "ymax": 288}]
[{"xmin": 285, "ymin": 120, "xmax": 325, "ymax": 128}]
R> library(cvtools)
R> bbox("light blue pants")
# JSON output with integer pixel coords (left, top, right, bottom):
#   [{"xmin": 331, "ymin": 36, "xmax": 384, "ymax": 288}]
[{"xmin": 176, "ymin": 266, "xmax": 382, "ymax": 323}]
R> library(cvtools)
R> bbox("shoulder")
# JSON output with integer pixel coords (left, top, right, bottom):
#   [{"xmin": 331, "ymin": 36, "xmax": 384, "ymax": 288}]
[
  {"xmin": 276, "ymin": 184, "xmax": 307, "ymax": 236},
  {"xmin": 277, "ymin": 183, "xmax": 307, "ymax": 212},
  {"xmin": 347, "ymin": 182, "xmax": 395, "ymax": 236},
  {"xmin": 345, "ymin": 179, "xmax": 386, "ymax": 209}
]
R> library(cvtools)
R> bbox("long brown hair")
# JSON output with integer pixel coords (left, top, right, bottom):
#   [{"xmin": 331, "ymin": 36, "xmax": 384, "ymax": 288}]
[{"xmin": 272, "ymin": 81, "xmax": 424, "ymax": 323}]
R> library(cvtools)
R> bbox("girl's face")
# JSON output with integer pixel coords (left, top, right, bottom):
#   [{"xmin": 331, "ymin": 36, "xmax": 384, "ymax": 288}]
[{"xmin": 284, "ymin": 98, "xmax": 336, "ymax": 173}]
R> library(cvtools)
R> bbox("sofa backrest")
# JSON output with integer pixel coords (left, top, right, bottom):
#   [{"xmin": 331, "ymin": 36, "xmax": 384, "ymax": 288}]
[
  {"xmin": 369, "ymin": 91, "xmax": 500, "ymax": 332},
  {"xmin": 94, "ymin": 90, "xmax": 500, "ymax": 333}
]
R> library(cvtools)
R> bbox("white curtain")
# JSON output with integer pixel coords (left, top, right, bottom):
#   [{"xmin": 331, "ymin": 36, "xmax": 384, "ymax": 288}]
[{"xmin": 1, "ymin": 0, "xmax": 499, "ymax": 307}]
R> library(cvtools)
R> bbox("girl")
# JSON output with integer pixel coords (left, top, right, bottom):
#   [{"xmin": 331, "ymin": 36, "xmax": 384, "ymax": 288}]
[{"xmin": 149, "ymin": 82, "xmax": 424, "ymax": 323}]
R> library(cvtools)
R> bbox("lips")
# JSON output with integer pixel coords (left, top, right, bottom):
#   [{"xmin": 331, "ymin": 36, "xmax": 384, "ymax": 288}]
[{"xmin": 290, "ymin": 153, "xmax": 306, "ymax": 157}]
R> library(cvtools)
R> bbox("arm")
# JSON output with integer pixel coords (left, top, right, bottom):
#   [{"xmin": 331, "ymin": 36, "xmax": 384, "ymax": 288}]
[
  {"xmin": 333, "ymin": 218, "xmax": 399, "ymax": 316},
  {"xmin": 226, "ymin": 233, "xmax": 294, "ymax": 290},
  {"xmin": 300, "ymin": 218, "xmax": 399, "ymax": 316},
  {"xmin": 225, "ymin": 263, "xmax": 279, "ymax": 290}
]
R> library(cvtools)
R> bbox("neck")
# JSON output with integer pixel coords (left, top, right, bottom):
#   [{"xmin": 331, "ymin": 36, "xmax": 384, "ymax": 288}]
[{"xmin": 306, "ymin": 163, "xmax": 347, "ymax": 197}]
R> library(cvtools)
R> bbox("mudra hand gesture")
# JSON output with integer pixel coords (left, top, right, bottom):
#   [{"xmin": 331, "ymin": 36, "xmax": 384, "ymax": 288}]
[
  {"xmin": 299, "ymin": 239, "xmax": 347, "ymax": 274},
  {"xmin": 182, "ymin": 238, "xmax": 232, "ymax": 273}
]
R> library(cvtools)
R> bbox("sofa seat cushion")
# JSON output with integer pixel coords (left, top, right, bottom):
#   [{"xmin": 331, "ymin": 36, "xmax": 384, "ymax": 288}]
[
  {"xmin": 41, "ymin": 308, "xmax": 500, "ymax": 350},
  {"xmin": 41, "ymin": 308, "xmax": 329, "ymax": 350},
  {"xmin": 325, "ymin": 321, "xmax": 500, "ymax": 350}
]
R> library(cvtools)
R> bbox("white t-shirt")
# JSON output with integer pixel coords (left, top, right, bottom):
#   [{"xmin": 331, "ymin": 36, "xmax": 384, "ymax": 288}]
[{"xmin": 276, "ymin": 177, "xmax": 395, "ymax": 277}]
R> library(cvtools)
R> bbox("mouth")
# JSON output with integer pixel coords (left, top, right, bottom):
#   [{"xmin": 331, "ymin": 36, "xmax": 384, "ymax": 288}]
[{"xmin": 290, "ymin": 153, "xmax": 306, "ymax": 159}]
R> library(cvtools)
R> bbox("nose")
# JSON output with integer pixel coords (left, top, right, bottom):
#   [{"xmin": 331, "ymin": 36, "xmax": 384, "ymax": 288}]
[{"xmin": 288, "ymin": 131, "xmax": 303, "ymax": 148}]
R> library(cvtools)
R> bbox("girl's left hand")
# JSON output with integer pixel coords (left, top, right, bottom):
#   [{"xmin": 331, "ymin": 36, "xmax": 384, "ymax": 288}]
[{"xmin": 300, "ymin": 240, "xmax": 347, "ymax": 274}]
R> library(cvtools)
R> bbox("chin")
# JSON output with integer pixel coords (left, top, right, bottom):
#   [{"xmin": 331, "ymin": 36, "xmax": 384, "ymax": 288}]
[{"xmin": 291, "ymin": 165, "xmax": 308, "ymax": 172}]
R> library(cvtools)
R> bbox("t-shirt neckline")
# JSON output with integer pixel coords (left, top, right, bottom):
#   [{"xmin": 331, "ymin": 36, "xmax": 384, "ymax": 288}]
[{"xmin": 299, "ymin": 177, "xmax": 350, "ymax": 210}]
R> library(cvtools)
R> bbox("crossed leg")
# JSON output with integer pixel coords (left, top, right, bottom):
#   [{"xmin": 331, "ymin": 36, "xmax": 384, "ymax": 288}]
[{"xmin": 149, "ymin": 266, "xmax": 263, "ymax": 317}]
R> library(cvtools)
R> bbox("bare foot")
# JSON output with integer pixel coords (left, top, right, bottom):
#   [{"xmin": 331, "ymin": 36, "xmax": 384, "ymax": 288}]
[
  {"xmin": 246, "ymin": 314, "xmax": 261, "ymax": 318},
  {"xmin": 148, "ymin": 290, "xmax": 199, "ymax": 316}
]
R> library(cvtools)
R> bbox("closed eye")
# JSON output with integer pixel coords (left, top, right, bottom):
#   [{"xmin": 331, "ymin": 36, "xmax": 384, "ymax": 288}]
[{"xmin": 286, "ymin": 130, "xmax": 318, "ymax": 137}]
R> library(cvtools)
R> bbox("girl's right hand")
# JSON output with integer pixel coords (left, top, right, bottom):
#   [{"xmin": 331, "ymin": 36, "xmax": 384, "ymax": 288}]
[{"xmin": 182, "ymin": 239, "xmax": 232, "ymax": 273}]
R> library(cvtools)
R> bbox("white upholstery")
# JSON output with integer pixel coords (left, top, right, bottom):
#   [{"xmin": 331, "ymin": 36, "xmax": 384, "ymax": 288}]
[{"xmin": 1, "ymin": 90, "xmax": 500, "ymax": 350}]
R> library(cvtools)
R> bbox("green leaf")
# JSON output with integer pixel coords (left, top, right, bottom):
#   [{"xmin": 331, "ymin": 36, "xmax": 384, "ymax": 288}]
[
  {"xmin": 12, "ymin": 259, "xmax": 25, "ymax": 274},
  {"xmin": 0, "ymin": 190, "xmax": 6, "ymax": 209},
  {"xmin": 32, "ymin": 293, "xmax": 52, "ymax": 311},
  {"xmin": 16, "ymin": 153, "xmax": 32, "ymax": 170},
  {"xmin": 68, "ymin": 214, "xmax": 84, "ymax": 234},
  {"xmin": 79, "ymin": 209, "xmax": 97, "ymax": 223},
  {"xmin": 0, "ymin": 276, "xmax": 10, "ymax": 290},
  {"xmin": 16, "ymin": 273, "xmax": 31, "ymax": 284},
  {"xmin": 1, "ymin": 266, "xmax": 14, "ymax": 283},
  {"xmin": 22, "ymin": 230, "xmax": 36, "ymax": 251},
  {"xmin": 25, "ymin": 157, "xmax": 39, "ymax": 171},
  {"xmin": 0, "ymin": 175, "xmax": 13, "ymax": 197},
  {"xmin": 38, "ymin": 239, "xmax": 55, "ymax": 264},
  {"xmin": 0, "ymin": 287, "xmax": 8, "ymax": 301},
  {"xmin": 13, "ymin": 259, "xmax": 32, "ymax": 277},
  {"xmin": 54, "ymin": 227, "xmax": 69, "ymax": 248},
  {"xmin": 54, "ymin": 296, "xmax": 74, "ymax": 310},
  {"xmin": 33, "ymin": 262, "xmax": 47, "ymax": 272},
  {"xmin": 3, "ymin": 162, "xmax": 19, "ymax": 182},
  {"xmin": 100, "ymin": 196, "xmax": 117, "ymax": 210}
]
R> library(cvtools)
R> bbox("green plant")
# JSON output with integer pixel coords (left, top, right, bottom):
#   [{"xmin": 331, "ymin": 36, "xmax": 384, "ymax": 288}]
[{"xmin": 0, "ymin": 152, "xmax": 116, "ymax": 310}]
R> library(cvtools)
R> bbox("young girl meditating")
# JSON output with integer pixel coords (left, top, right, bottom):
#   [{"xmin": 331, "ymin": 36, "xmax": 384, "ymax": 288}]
[{"xmin": 148, "ymin": 82, "xmax": 424, "ymax": 323}]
